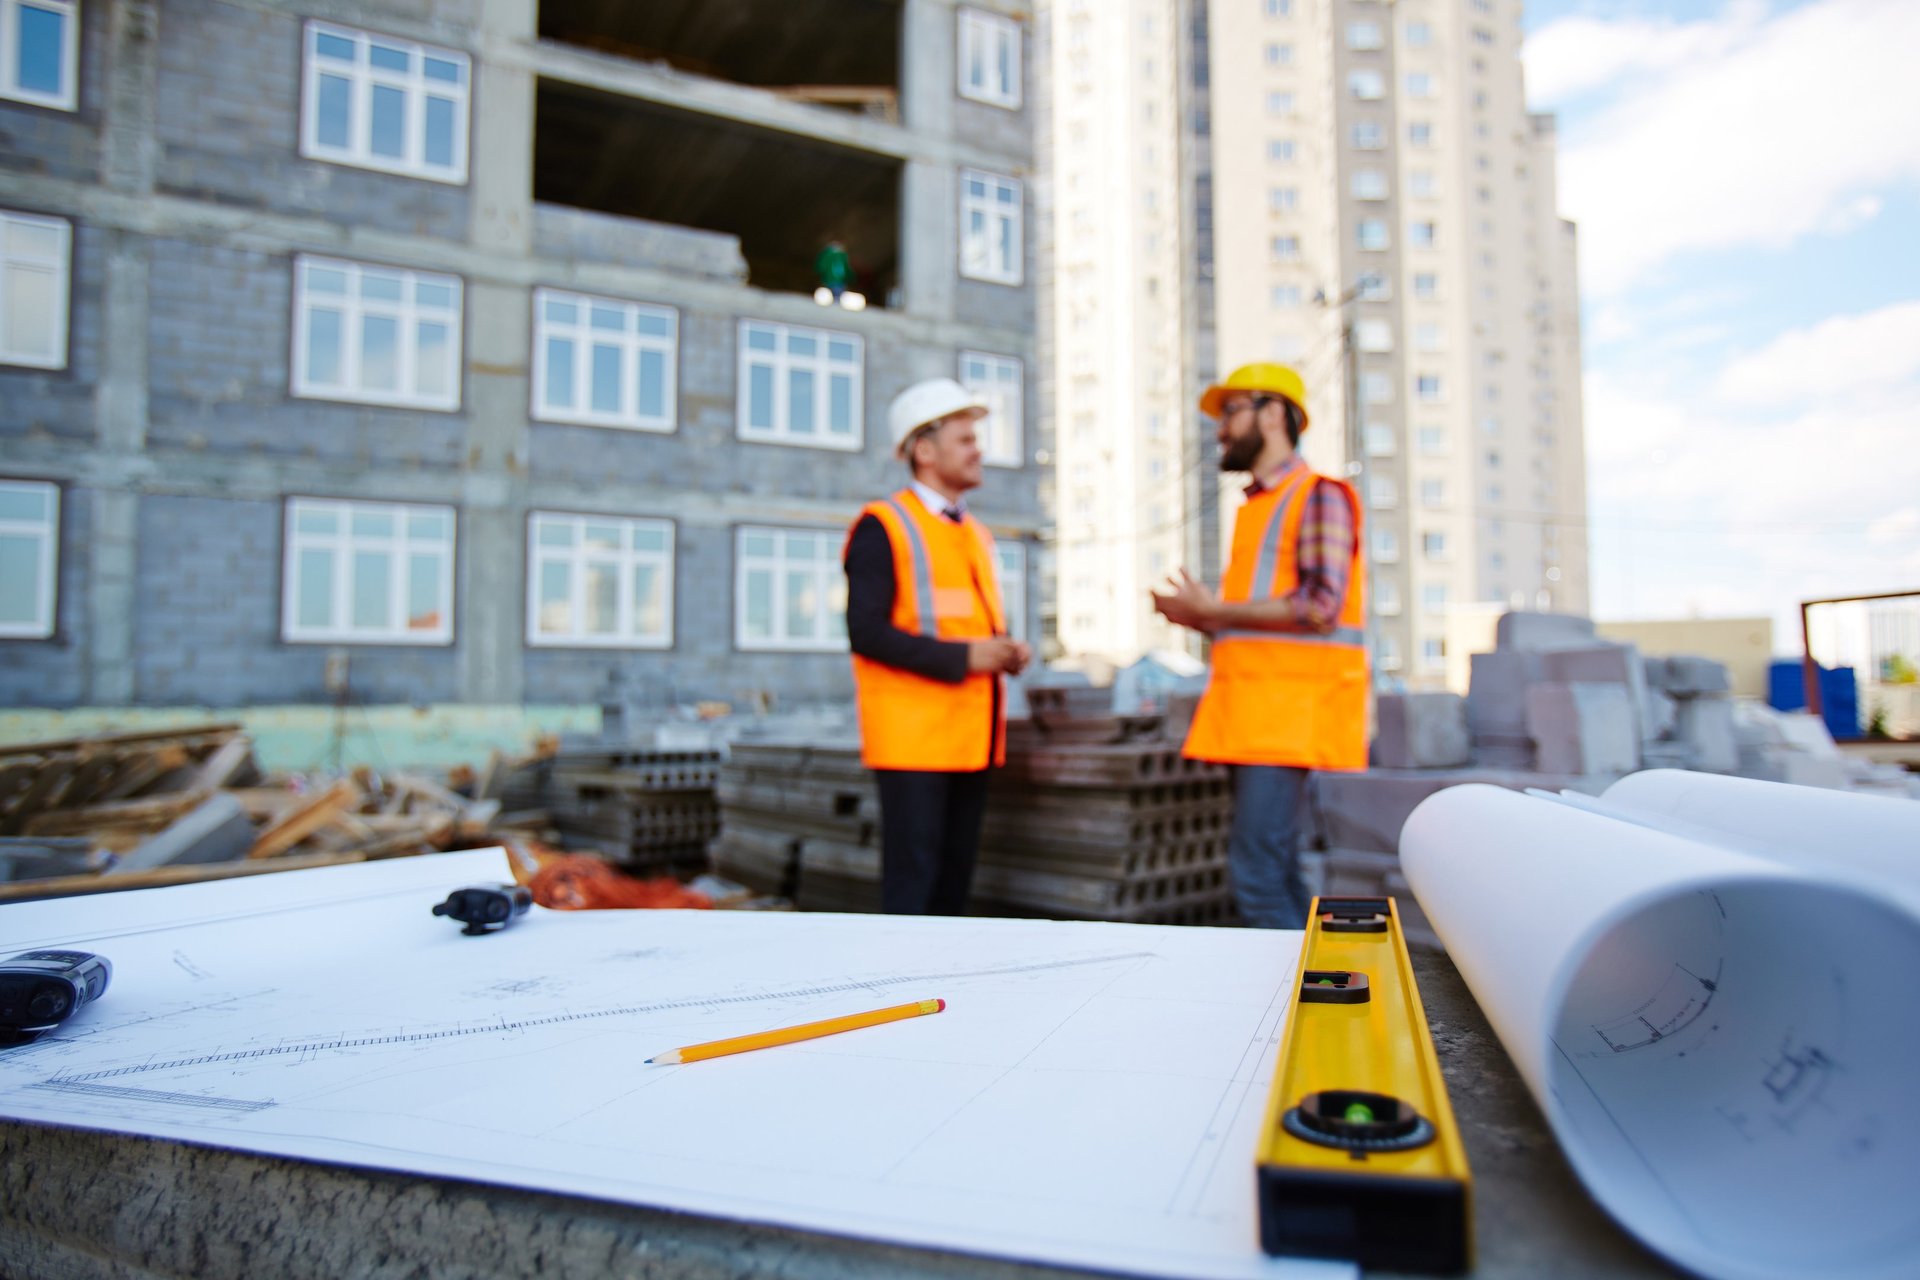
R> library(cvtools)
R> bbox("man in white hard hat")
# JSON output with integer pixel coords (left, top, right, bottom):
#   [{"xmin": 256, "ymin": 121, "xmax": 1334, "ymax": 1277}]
[{"xmin": 843, "ymin": 377, "xmax": 1032, "ymax": 914}]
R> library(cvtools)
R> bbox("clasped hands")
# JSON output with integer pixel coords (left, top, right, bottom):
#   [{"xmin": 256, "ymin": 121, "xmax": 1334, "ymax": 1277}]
[
  {"xmin": 1149, "ymin": 569, "xmax": 1222, "ymax": 634},
  {"xmin": 967, "ymin": 637, "xmax": 1034, "ymax": 675}
]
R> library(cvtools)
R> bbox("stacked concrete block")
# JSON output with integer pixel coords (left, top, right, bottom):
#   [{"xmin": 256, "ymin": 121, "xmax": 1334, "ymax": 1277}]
[
  {"xmin": 1643, "ymin": 652, "xmax": 1739, "ymax": 773},
  {"xmin": 1674, "ymin": 697, "xmax": 1739, "ymax": 774},
  {"xmin": 1526, "ymin": 683, "xmax": 1640, "ymax": 776},
  {"xmin": 1494, "ymin": 611, "xmax": 1599, "ymax": 652},
  {"xmin": 1466, "ymin": 651, "xmax": 1547, "ymax": 768},
  {"xmin": 1540, "ymin": 643, "xmax": 1651, "ymax": 748},
  {"xmin": 1373, "ymin": 693, "xmax": 1471, "ymax": 770}
]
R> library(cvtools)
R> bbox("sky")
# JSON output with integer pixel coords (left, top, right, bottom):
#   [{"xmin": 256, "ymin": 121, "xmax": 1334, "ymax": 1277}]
[{"xmin": 1518, "ymin": 0, "xmax": 1920, "ymax": 652}]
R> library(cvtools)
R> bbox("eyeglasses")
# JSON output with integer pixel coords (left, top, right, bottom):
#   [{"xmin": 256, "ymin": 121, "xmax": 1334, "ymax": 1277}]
[{"xmin": 1221, "ymin": 395, "xmax": 1275, "ymax": 420}]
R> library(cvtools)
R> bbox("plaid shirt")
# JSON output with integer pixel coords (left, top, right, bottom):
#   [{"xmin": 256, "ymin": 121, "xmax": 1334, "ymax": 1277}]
[{"xmin": 1244, "ymin": 455, "xmax": 1358, "ymax": 633}]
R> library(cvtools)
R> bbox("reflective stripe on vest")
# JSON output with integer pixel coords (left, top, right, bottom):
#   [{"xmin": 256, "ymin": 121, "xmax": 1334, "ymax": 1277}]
[
  {"xmin": 882, "ymin": 496, "xmax": 939, "ymax": 638},
  {"xmin": 1216, "ymin": 626, "xmax": 1368, "ymax": 647},
  {"xmin": 1247, "ymin": 474, "xmax": 1308, "ymax": 605}
]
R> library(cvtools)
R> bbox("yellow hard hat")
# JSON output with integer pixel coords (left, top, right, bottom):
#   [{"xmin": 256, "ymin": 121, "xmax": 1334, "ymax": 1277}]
[{"xmin": 1198, "ymin": 362, "xmax": 1310, "ymax": 429}]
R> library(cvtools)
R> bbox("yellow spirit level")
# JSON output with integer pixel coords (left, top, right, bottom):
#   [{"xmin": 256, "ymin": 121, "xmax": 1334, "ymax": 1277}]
[{"xmin": 1256, "ymin": 896, "xmax": 1472, "ymax": 1273}]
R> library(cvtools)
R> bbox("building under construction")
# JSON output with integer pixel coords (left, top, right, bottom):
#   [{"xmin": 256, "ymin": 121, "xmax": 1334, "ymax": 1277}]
[{"xmin": 0, "ymin": 0, "xmax": 1040, "ymax": 715}]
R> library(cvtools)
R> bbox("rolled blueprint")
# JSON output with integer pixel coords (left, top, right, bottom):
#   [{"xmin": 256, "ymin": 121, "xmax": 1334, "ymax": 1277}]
[{"xmin": 1401, "ymin": 783, "xmax": 1920, "ymax": 1280}]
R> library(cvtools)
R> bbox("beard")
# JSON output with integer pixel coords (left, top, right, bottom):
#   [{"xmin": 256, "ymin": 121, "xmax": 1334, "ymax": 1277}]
[{"xmin": 1219, "ymin": 431, "xmax": 1264, "ymax": 472}]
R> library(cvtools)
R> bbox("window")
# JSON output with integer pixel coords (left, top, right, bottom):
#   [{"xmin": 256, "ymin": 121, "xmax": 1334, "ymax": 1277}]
[
  {"xmin": 1365, "ymin": 424, "xmax": 1396, "ymax": 456},
  {"xmin": 1408, "ymin": 121, "xmax": 1433, "ymax": 147},
  {"xmin": 532, "ymin": 289, "xmax": 676, "ymax": 432},
  {"xmin": 1406, "ymin": 72, "xmax": 1434, "ymax": 99},
  {"xmin": 1266, "ymin": 91, "xmax": 1296, "ymax": 115},
  {"xmin": 1271, "ymin": 284, "xmax": 1303, "ymax": 309},
  {"xmin": 1410, "ymin": 170, "xmax": 1438, "ymax": 199},
  {"xmin": 0, "ymin": 209, "xmax": 70, "ymax": 369},
  {"xmin": 0, "ymin": 478, "xmax": 57, "ymax": 638},
  {"xmin": 1, "ymin": 0, "xmax": 76, "ymax": 110},
  {"xmin": 1413, "ymin": 272, "xmax": 1439, "ymax": 300},
  {"xmin": 1420, "ymin": 478, "xmax": 1446, "ymax": 507},
  {"xmin": 738, "ymin": 319, "xmax": 863, "ymax": 449},
  {"xmin": 1370, "ymin": 477, "xmax": 1398, "ymax": 508},
  {"xmin": 1417, "ymin": 425, "xmax": 1447, "ymax": 455},
  {"xmin": 283, "ymin": 498, "xmax": 454, "ymax": 644},
  {"xmin": 1264, "ymin": 42, "xmax": 1293, "ymax": 67},
  {"xmin": 1269, "ymin": 186, "xmax": 1298, "ymax": 213},
  {"xmin": 1347, "ymin": 21, "xmax": 1383, "ymax": 50},
  {"xmin": 1375, "ymin": 579, "xmax": 1401, "ymax": 615},
  {"xmin": 958, "ymin": 8, "xmax": 1021, "ymax": 109},
  {"xmin": 1358, "ymin": 218, "xmax": 1389, "ymax": 251},
  {"xmin": 960, "ymin": 350, "xmax": 1023, "ymax": 467},
  {"xmin": 1271, "ymin": 234, "xmax": 1301, "ymax": 262},
  {"xmin": 995, "ymin": 541, "xmax": 1027, "ymax": 642},
  {"xmin": 1410, "ymin": 219, "xmax": 1438, "ymax": 249},
  {"xmin": 300, "ymin": 22, "xmax": 471, "ymax": 184},
  {"xmin": 1356, "ymin": 319, "xmax": 1393, "ymax": 352},
  {"xmin": 1414, "ymin": 323, "xmax": 1444, "ymax": 352},
  {"xmin": 1417, "ymin": 374, "xmax": 1443, "ymax": 402},
  {"xmin": 1378, "ymin": 633, "xmax": 1402, "ymax": 671},
  {"xmin": 1348, "ymin": 69, "xmax": 1384, "ymax": 100},
  {"xmin": 735, "ymin": 526, "xmax": 847, "ymax": 651},
  {"xmin": 1265, "ymin": 0, "xmax": 1292, "ymax": 15},
  {"xmin": 1356, "ymin": 271, "xmax": 1391, "ymax": 301},
  {"xmin": 1405, "ymin": 20, "xmax": 1433, "ymax": 48},
  {"xmin": 1361, "ymin": 372, "xmax": 1394, "ymax": 404},
  {"xmin": 1373, "ymin": 528, "xmax": 1400, "ymax": 562},
  {"xmin": 292, "ymin": 255, "xmax": 462, "ymax": 410},
  {"xmin": 527, "ymin": 512, "xmax": 673, "ymax": 648},
  {"xmin": 1352, "ymin": 120, "xmax": 1385, "ymax": 149},
  {"xmin": 1422, "ymin": 583, "xmax": 1449, "ymax": 613},
  {"xmin": 960, "ymin": 168, "xmax": 1023, "ymax": 284},
  {"xmin": 1352, "ymin": 169, "xmax": 1388, "ymax": 200},
  {"xmin": 1422, "ymin": 530, "xmax": 1449, "ymax": 560},
  {"xmin": 1421, "ymin": 636, "xmax": 1445, "ymax": 669},
  {"xmin": 1267, "ymin": 138, "xmax": 1296, "ymax": 163},
  {"xmin": 1472, "ymin": 26, "xmax": 1495, "ymax": 46}
]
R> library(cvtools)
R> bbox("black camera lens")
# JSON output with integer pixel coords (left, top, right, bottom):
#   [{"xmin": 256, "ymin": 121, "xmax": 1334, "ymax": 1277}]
[{"xmin": 28, "ymin": 985, "xmax": 70, "ymax": 1021}]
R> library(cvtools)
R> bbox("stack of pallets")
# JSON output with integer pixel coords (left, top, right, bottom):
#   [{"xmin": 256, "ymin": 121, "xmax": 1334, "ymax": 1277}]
[
  {"xmin": 712, "ymin": 711, "xmax": 1237, "ymax": 925},
  {"xmin": 541, "ymin": 746, "xmax": 722, "ymax": 875}
]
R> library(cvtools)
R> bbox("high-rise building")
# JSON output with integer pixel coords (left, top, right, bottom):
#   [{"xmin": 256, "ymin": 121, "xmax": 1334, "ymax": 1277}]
[
  {"xmin": 1046, "ymin": 0, "xmax": 1587, "ymax": 684},
  {"xmin": 0, "ymin": 0, "xmax": 1040, "ymax": 716}
]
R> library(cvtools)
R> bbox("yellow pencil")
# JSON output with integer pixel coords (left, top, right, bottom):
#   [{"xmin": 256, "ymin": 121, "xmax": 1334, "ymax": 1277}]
[{"xmin": 646, "ymin": 997, "xmax": 947, "ymax": 1065}]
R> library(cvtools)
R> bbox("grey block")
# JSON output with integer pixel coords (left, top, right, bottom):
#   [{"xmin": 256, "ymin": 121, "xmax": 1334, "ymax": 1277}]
[
  {"xmin": 1664, "ymin": 655, "xmax": 1733, "ymax": 696},
  {"xmin": 1675, "ymin": 696, "xmax": 1738, "ymax": 773},
  {"xmin": 1526, "ymin": 682, "xmax": 1641, "ymax": 776},
  {"xmin": 1540, "ymin": 643, "xmax": 1650, "ymax": 742},
  {"xmin": 1374, "ymin": 693, "xmax": 1471, "ymax": 770},
  {"xmin": 1641, "ymin": 742, "xmax": 1694, "ymax": 769},
  {"xmin": 1468, "ymin": 651, "xmax": 1548, "ymax": 739},
  {"xmin": 1643, "ymin": 688, "xmax": 1678, "ymax": 742},
  {"xmin": 1471, "ymin": 740, "xmax": 1536, "ymax": 769},
  {"xmin": 1496, "ymin": 611, "xmax": 1598, "ymax": 652},
  {"xmin": 111, "ymin": 793, "xmax": 254, "ymax": 874}
]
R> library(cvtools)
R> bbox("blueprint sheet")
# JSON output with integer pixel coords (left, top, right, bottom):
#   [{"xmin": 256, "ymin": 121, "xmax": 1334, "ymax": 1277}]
[{"xmin": 0, "ymin": 851, "xmax": 1348, "ymax": 1280}]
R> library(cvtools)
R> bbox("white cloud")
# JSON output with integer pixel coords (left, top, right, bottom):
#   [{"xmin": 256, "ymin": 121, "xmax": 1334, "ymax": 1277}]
[
  {"xmin": 1534, "ymin": 0, "xmax": 1920, "ymax": 296},
  {"xmin": 1715, "ymin": 300, "xmax": 1920, "ymax": 406}
]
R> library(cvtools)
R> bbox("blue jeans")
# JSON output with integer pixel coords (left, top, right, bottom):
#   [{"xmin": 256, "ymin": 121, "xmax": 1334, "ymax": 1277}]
[{"xmin": 1227, "ymin": 765, "xmax": 1311, "ymax": 929}]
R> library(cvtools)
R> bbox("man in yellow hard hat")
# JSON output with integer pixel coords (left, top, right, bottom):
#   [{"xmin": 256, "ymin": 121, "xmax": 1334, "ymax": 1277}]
[
  {"xmin": 843, "ymin": 377, "xmax": 1033, "ymax": 914},
  {"xmin": 1150, "ymin": 362, "xmax": 1368, "ymax": 928}
]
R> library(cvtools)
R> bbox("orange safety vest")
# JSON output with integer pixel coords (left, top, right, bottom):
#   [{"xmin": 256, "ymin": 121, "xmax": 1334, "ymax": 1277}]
[
  {"xmin": 1182, "ymin": 464, "xmax": 1369, "ymax": 771},
  {"xmin": 847, "ymin": 489, "xmax": 1008, "ymax": 771}
]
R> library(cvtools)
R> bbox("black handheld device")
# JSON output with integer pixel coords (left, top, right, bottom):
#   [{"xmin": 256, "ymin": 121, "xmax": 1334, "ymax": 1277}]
[
  {"xmin": 432, "ymin": 883, "xmax": 533, "ymax": 935},
  {"xmin": 0, "ymin": 950, "xmax": 112, "ymax": 1044}
]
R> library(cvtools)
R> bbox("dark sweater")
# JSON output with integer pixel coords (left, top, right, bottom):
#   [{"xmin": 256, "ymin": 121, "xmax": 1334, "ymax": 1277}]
[{"xmin": 842, "ymin": 513, "xmax": 971, "ymax": 684}]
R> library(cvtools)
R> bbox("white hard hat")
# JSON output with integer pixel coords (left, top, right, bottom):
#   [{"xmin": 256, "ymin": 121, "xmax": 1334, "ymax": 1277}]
[{"xmin": 888, "ymin": 377, "xmax": 988, "ymax": 459}]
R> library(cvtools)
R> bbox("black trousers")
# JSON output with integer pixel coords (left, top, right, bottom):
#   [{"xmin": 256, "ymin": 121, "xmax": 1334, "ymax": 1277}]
[{"xmin": 873, "ymin": 768, "xmax": 991, "ymax": 915}]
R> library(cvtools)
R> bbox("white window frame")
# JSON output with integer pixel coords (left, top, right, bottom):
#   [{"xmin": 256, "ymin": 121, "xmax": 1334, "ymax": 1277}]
[
  {"xmin": 1413, "ymin": 272, "xmax": 1440, "ymax": 300},
  {"xmin": 1271, "ymin": 234, "xmax": 1301, "ymax": 262},
  {"xmin": 1374, "ymin": 579, "xmax": 1401, "ymax": 616},
  {"xmin": 292, "ymin": 255, "xmax": 462, "ymax": 410},
  {"xmin": 1420, "ymin": 478, "xmax": 1447, "ymax": 508},
  {"xmin": 1267, "ymin": 138, "xmax": 1295, "ymax": 163},
  {"xmin": 1378, "ymin": 634, "xmax": 1403, "ymax": 672},
  {"xmin": 1356, "ymin": 319, "xmax": 1393, "ymax": 352},
  {"xmin": 1410, "ymin": 170, "xmax": 1438, "ymax": 200},
  {"xmin": 1411, "ymin": 219, "xmax": 1439, "ymax": 249},
  {"xmin": 1265, "ymin": 91, "xmax": 1295, "ymax": 116},
  {"xmin": 0, "ymin": 478, "xmax": 58, "ymax": 638},
  {"xmin": 995, "ymin": 541, "xmax": 1027, "ymax": 643},
  {"xmin": 1417, "ymin": 374, "xmax": 1444, "ymax": 403},
  {"xmin": 531, "ymin": 287, "xmax": 677, "ymax": 433},
  {"xmin": 282, "ymin": 497, "xmax": 455, "ymax": 645},
  {"xmin": 1352, "ymin": 169, "xmax": 1388, "ymax": 201},
  {"xmin": 1405, "ymin": 20, "xmax": 1434, "ymax": 48},
  {"xmin": 1358, "ymin": 218, "xmax": 1390, "ymax": 251},
  {"xmin": 1422, "ymin": 530, "xmax": 1450, "ymax": 560},
  {"xmin": 0, "ymin": 209, "xmax": 70, "ymax": 369},
  {"xmin": 1421, "ymin": 636, "xmax": 1446, "ymax": 669},
  {"xmin": 1406, "ymin": 72, "xmax": 1435, "ymax": 99},
  {"xmin": 1, "ymin": 0, "xmax": 77, "ymax": 110},
  {"xmin": 1370, "ymin": 476, "xmax": 1398, "ymax": 509},
  {"xmin": 958, "ymin": 7, "xmax": 1021, "ymax": 110},
  {"xmin": 960, "ymin": 349, "xmax": 1024, "ymax": 468},
  {"xmin": 734, "ymin": 525, "xmax": 848, "ymax": 652},
  {"xmin": 300, "ymin": 21, "xmax": 471, "ymax": 184},
  {"xmin": 1269, "ymin": 186, "xmax": 1298, "ymax": 214},
  {"xmin": 1417, "ymin": 426, "xmax": 1448, "ymax": 455},
  {"xmin": 1364, "ymin": 425, "xmax": 1396, "ymax": 456},
  {"xmin": 1271, "ymin": 284, "xmax": 1303, "ymax": 310},
  {"xmin": 1348, "ymin": 69, "xmax": 1385, "ymax": 100},
  {"xmin": 525, "ymin": 511, "xmax": 675, "ymax": 650},
  {"xmin": 1372, "ymin": 528, "xmax": 1400, "ymax": 563},
  {"xmin": 1352, "ymin": 120, "xmax": 1385, "ymax": 149},
  {"xmin": 960, "ymin": 168, "xmax": 1024, "ymax": 285},
  {"xmin": 1361, "ymin": 372, "xmax": 1394, "ymax": 405},
  {"xmin": 737, "ymin": 319, "xmax": 864, "ymax": 450},
  {"xmin": 1356, "ymin": 271, "xmax": 1391, "ymax": 301},
  {"xmin": 1347, "ymin": 20, "xmax": 1384, "ymax": 50}
]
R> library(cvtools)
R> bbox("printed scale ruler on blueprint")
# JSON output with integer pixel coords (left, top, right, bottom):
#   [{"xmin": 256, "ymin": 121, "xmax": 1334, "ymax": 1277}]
[{"xmin": 0, "ymin": 850, "xmax": 1352, "ymax": 1280}]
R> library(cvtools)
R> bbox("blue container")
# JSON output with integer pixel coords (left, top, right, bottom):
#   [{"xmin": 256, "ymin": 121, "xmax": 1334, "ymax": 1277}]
[{"xmin": 1768, "ymin": 659, "xmax": 1860, "ymax": 739}]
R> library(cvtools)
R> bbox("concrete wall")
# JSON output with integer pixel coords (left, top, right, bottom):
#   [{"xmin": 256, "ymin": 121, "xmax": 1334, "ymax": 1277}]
[{"xmin": 1597, "ymin": 616, "xmax": 1775, "ymax": 701}]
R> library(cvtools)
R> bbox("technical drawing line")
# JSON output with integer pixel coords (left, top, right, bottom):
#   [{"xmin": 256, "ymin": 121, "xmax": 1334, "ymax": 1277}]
[
  {"xmin": 49, "ymin": 951, "xmax": 1159, "ymax": 1085},
  {"xmin": 27, "ymin": 1079, "xmax": 275, "ymax": 1114}
]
